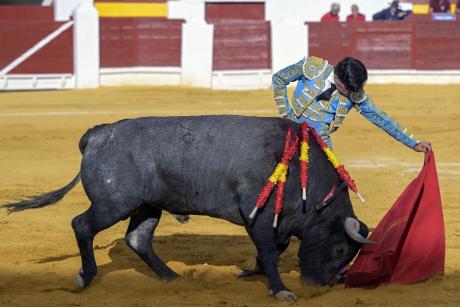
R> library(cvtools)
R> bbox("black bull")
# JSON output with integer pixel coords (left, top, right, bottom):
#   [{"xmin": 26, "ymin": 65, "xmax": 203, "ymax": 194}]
[{"xmin": 3, "ymin": 115, "xmax": 370, "ymax": 301}]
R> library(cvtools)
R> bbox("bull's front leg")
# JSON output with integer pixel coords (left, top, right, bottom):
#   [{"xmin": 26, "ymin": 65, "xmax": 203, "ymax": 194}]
[
  {"xmin": 241, "ymin": 239, "xmax": 290, "ymax": 274},
  {"xmin": 247, "ymin": 230, "xmax": 297, "ymax": 301}
]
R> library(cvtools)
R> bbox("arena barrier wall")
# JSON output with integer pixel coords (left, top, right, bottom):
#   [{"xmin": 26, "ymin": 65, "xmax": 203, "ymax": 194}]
[
  {"xmin": 308, "ymin": 20, "xmax": 460, "ymax": 70},
  {"xmin": 308, "ymin": 19, "xmax": 460, "ymax": 84},
  {"xmin": 2, "ymin": 0, "xmax": 460, "ymax": 91},
  {"xmin": 205, "ymin": 1, "xmax": 264, "ymax": 22},
  {"xmin": 210, "ymin": 20, "xmax": 272, "ymax": 89},
  {"xmin": 0, "ymin": 21, "xmax": 73, "ymax": 74},
  {"xmin": 99, "ymin": 17, "xmax": 183, "ymax": 86},
  {"xmin": 0, "ymin": 5, "xmax": 74, "ymax": 90},
  {"xmin": 96, "ymin": 0, "xmax": 460, "ymax": 89},
  {"xmin": 0, "ymin": 2, "xmax": 100, "ymax": 90},
  {"xmin": 0, "ymin": 5, "xmax": 53, "ymax": 20}
]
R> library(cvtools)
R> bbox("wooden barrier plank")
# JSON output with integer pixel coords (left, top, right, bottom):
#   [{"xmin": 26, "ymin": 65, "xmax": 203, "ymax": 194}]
[
  {"xmin": 99, "ymin": 18, "xmax": 182, "ymax": 68},
  {"xmin": 0, "ymin": 5, "xmax": 53, "ymax": 21},
  {"xmin": 414, "ymin": 21, "xmax": 460, "ymax": 69},
  {"xmin": 205, "ymin": 2, "xmax": 265, "ymax": 22},
  {"xmin": 308, "ymin": 20, "xmax": 460, "ymax": 70},
  {"xmin": 212, "ymin": 20, "xmax": 271, "ymax": 70},
  {"xmin": 0, "ymin": 21, "xmax": 73, "ymax": 74},
  {"xmin": 136, "ymin": 18, "xmax": 182, "ymax": 66},
  {"xmin": 308, "ymin": 23, "xmax": 354, "ymax": 66},
  {"xmin": 354, "ymin": 22, "xmax": 412, "ymax": 69},
  {"xmin": 99, "ymin": 18, "xmax": 137, "ymax": 67}
]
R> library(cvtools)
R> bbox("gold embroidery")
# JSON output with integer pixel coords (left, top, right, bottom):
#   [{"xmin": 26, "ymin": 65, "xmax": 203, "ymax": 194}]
[
  {"xmin": 290, "ymin": 98, "xmax": 306, "ymax": 117},
  {"xmin": 292, "ymin": 78, "xmax": 327, "ymax": 117},
  {"xmin": 294, "ymin": 59, "xmax": 334, "ymax": 117},
  {"xmin": 307, "ymin": 102, "xmax": 326, "ymax": 121},
  {"xmin": 279, "ymin": 56, "xmax": 337, "ymax": 118},
  {"xmin": 277, "ymin": 106, "xmax": 287, "ymax": 117},
  {"xmin": 329, "ymin": 92, "xmax": 351, "ymax": 133},
  {"xmin": 318, "ymin": 99, "xmax": 331, "ymax": 110},
  {"xmin": 303, "ymin": 56, "xmax": 328, "ymax": 80},
  {"xmin": 275, "ymin": 99, "xmax": 285, "ymax": 108},
  {"xmin": 302, "ymin": 88, "xmax": 314, "ymax": 99}
]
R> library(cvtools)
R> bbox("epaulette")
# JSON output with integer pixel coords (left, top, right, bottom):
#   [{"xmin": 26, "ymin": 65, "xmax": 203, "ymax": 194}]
[{"xmin": 302, "ymin": 56, "xmax": 329, "ymax": 80}]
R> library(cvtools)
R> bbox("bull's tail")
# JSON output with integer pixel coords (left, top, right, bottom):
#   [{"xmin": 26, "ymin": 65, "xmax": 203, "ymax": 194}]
[{"xmin": 2, "ymin": 173, "xmax": 81, "ymax": 213}]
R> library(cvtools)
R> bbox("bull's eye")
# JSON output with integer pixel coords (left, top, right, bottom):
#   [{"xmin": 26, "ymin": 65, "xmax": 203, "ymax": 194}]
[{"xmin": 334, "ymin": 246, "xmax": 346, "ymax": 259}]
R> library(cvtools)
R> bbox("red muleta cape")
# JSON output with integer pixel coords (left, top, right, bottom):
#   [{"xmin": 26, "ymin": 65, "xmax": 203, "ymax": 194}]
[{"xmin": 346, "ymin": 151, "xmax": 445, "ymax": 288}]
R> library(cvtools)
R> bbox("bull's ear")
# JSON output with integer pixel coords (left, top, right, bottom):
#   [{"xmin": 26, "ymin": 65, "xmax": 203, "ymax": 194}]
[{"xmin": 316, "ymin": 181, "xmax": 347, "ymax": 211}]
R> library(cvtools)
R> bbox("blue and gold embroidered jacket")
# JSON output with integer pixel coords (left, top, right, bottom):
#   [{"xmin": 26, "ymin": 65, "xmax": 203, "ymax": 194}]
[{"xmin": 272, "ymin": 56, "xmax": 418, "ymax": 148}]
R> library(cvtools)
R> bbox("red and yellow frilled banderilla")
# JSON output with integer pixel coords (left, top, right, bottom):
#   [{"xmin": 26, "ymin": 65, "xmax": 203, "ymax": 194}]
[
  {"xmin": 249, "ymin": 128, "xmax": 299, "ymax": 228},
  {"xmin": 249, "ymin": 122, "xmax": 365, "ymax": 228},
  {"xmin": 307, "ymin": 123, "xmax": 366, "ymax": 204}
]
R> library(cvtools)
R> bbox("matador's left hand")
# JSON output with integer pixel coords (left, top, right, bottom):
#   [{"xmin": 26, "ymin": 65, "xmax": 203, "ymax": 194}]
[{"xmin": 414, "ymin": 141, "xmax": 432, "ymax": 153}]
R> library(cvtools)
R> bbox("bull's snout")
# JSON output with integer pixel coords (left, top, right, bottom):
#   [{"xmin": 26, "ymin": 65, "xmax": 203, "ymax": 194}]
[{"xmin": 300, "ymin": 270, "xmax": 333, "ymax": 287}]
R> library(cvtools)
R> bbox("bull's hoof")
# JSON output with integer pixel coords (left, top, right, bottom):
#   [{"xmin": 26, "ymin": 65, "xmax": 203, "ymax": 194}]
[
  {"xmin": 238, "ymin": 270, "xmax": 263, "ymax": 278},
  {"xmin": 75, "ymin": 268, "xmax": 96, "ymax": 289},
  {"xmin": 76, "ymin": 273, "xmax": 85, "ymax": 289},
  {"xmin": 160, "ymin": 271, "xmax": 180, "ymax": 282},
  {"xmin": 241, "ymin": 256, "xmax": 262, "ymax": 273},
  {"xmin": 274, "ymin": 290, "xmax": 297, "ymax": 302}
]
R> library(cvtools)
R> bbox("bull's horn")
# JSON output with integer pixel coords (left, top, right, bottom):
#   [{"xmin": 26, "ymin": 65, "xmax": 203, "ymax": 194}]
[{"xmin": 344, "ymin": 217, "xmax": 374, "ymax": 244}]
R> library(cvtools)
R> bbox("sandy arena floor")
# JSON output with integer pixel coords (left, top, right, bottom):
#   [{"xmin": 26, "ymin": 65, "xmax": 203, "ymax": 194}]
[{"xmin": 0, "ymin": 85, "xmax": 459, "ymax": 306}]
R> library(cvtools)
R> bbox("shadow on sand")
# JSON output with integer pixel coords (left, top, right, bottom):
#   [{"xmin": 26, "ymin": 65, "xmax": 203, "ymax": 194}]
[{"xmin": 30, "ymin": 234, "xmax": 300, "ymax": 287}]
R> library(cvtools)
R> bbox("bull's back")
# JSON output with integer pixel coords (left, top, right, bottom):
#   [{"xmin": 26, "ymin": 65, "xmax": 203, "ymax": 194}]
[{"xmin": 80, "ymin": 115, "xmax": 297, "ymax": 222}]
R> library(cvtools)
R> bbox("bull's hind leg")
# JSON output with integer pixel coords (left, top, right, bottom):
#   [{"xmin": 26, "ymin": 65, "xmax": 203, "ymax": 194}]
[
  {"xmin": 72, "ymin": 209, "xmax": 100, "ymax": 288},
  {"xmin": 72, "ymin": 203, "xmax": 136, "ymax": 288},
  {"xmin": 125, "ymin": 205, "xmax": 179, "ymax": 281}
]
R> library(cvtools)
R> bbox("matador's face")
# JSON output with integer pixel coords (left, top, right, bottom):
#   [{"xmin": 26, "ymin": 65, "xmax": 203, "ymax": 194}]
[{"xmin": 333, "ymin": 74, "xmax": 350, "ymax": 97}]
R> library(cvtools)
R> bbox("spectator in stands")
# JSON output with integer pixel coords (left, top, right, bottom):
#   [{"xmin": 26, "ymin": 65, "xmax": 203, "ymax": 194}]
[
  {"xmin": 321, "ymin": 3, "xmax": 340, "ymax": 22},
  {"xmin": 347, "ymin": 4, "xmax": 366, "ymax": 21},
  {"xmin": 373, "ymin": 1, "xmax": 411, "ymax": 20},
  {"xmin": 429, "ymin": 0, "xmax": 451, "ymax": 13},
  {"xmin": 457, "ymin": 0, "xmax": 460, "ymax": 12}
]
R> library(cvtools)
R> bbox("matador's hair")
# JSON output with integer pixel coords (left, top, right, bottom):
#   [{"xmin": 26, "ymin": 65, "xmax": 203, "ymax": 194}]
[{"xmin": 334, "ymin": 57, "xmax": 368, "ymax": 94}]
